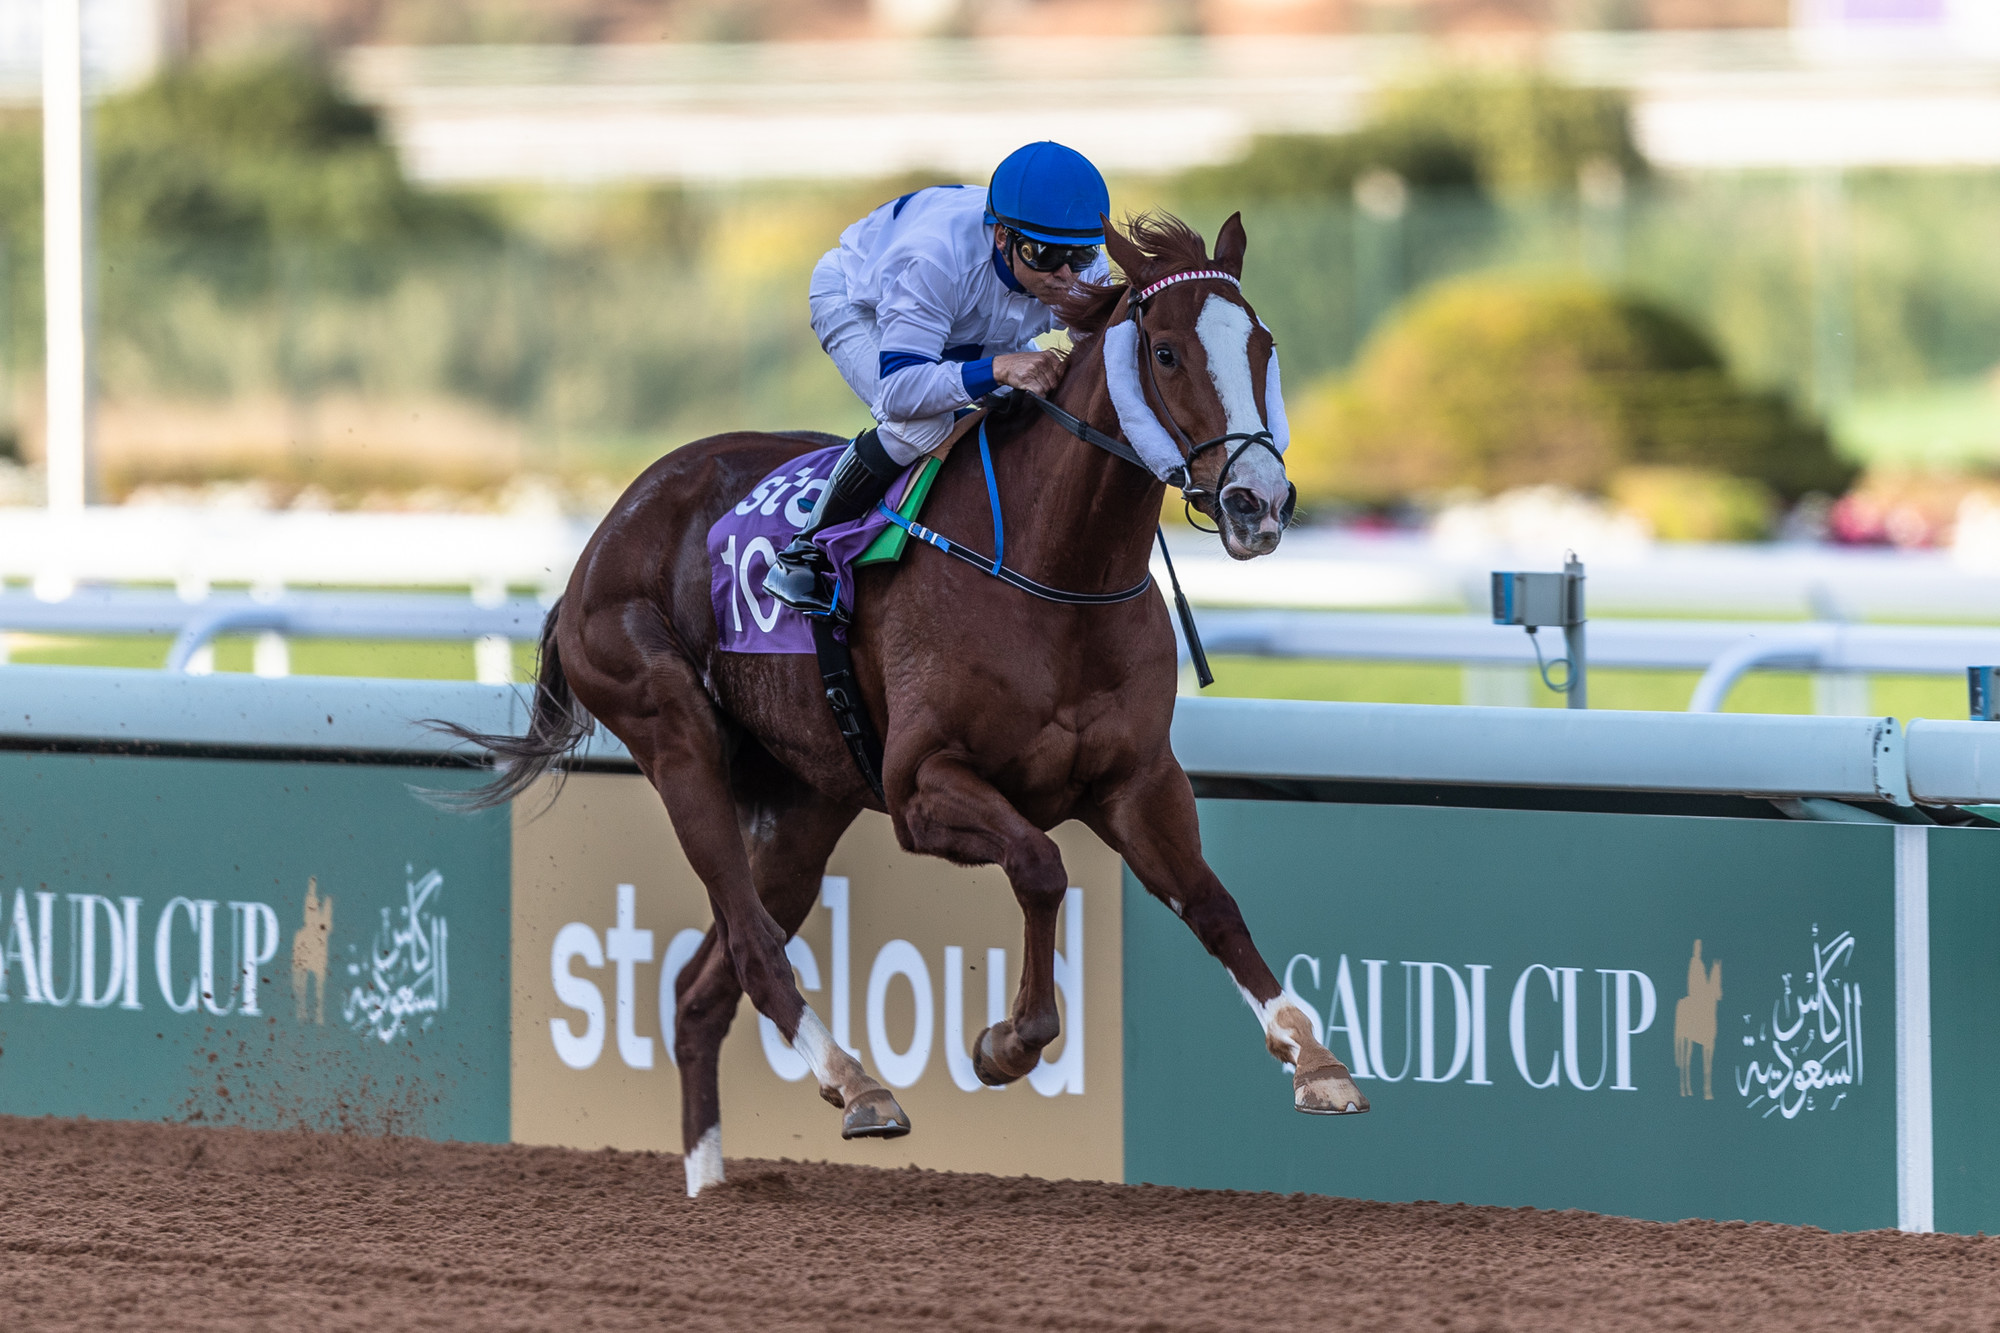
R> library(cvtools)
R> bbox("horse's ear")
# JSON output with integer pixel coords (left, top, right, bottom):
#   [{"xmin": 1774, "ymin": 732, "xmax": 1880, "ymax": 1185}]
[
  {"xmin": 1214, "ymin": 212, "xmax": 1246, "ymax": 279},
  {"xmin": 1102, "ymin": 217, "xmax": 1151, "ymax": 286}
]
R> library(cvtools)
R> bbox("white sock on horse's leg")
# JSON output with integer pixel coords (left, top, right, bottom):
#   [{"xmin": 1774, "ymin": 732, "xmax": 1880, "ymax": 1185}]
[
  {"xmin": 684, "ymin": 1124, "xmax": 724, "ymax": 1198},
  {"xmin": 790, "ymin": 1007, "xmax": 859, "ymax": 1095},
  {"xmin": 1237, "ymin": 984, "xmax": 1316, "ymax": 1067}
]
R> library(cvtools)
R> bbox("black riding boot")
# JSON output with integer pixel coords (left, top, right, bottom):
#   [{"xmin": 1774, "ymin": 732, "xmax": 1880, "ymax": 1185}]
[{"xmin": 763, "ymin": 427, "xmax": 901, "ymax": 615}]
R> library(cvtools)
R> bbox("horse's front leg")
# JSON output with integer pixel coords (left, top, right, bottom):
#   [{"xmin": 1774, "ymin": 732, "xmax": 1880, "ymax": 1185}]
[
  {"xmin": 1088, "ymin": 759, "xmax": 1368, "ymax": 1116},
  {"xmin": 898, "ymin": 755, "xmax": 1068, "ymax": 1084}
]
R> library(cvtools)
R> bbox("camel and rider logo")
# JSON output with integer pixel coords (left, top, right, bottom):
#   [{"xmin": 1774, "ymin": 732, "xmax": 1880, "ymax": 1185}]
[
  {"xmin": 1674, "ymin": 939, "xmax": 1722, "ymax": 1100},
  {"xmin": 292, "ymin": 876, "xmax": 334, "ymax": 1025}
]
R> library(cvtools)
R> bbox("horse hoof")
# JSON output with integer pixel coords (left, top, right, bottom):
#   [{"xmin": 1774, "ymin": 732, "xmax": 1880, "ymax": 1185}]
[
  {"xmin": 840, "ymin": 1087, "xmax": 912, "ymax": 1139},
  {"xmin": 1295, "ymin": 1062, "xmax": 1370, "ymax": 1116},
  {"xmin": 972, "ymin": 1024, "xmax": 1034, "ymax": 1085}
]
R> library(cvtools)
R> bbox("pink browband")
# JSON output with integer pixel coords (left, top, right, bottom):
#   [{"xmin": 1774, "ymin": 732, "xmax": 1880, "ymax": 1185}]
[{"xmin": 1132, "ymin": 268, "xmax": 1240, "ymax": 304}]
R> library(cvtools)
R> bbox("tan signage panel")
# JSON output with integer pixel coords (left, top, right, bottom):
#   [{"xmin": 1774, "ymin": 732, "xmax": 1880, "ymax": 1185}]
[{"xmin": 511, "ymin": 772, "xmax": 1123, "ymax": 1181}]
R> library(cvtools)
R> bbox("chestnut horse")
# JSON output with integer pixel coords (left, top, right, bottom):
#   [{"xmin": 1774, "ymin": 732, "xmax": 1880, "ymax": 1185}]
[{"xmin": 462, "ymin": 212, "xmax": 1367, "ymax": 1197}]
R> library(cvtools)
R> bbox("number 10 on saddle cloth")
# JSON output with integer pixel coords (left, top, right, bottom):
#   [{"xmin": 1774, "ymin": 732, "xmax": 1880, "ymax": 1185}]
[{"xmin": 707, "ymin": 444, "xmax": 942, "ymax": 655}]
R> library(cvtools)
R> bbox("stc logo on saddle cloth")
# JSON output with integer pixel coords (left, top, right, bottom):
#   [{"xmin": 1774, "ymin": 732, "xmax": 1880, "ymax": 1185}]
[
  {"xmin": 547, "ymin": 877, "xmax": 1085, "ymax": 1096},
  {"xmin": 0, "ymin": 868, "xmax": 450, "ymax": 1045},
  {"xmin": 1277, "ymin": 926, "xmax": 1863, "ymax": 1113}
]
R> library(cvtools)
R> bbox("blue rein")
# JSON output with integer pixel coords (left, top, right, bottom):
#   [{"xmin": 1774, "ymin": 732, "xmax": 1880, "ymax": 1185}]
[{"xmin": 876, "ymin": 420, "xmax": 1154, "ymax": 607}]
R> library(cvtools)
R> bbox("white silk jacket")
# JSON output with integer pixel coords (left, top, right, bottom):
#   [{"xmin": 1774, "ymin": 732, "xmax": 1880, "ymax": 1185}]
[{"xmin": 822, "ymin": 185, "xmax": 1110, "ymax": 425}]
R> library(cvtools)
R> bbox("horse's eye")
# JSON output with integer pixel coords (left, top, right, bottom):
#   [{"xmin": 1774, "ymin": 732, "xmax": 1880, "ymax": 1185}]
[{"xmin": 1154, "ymin": 345, "xmax": 1176, "ymax": 368}]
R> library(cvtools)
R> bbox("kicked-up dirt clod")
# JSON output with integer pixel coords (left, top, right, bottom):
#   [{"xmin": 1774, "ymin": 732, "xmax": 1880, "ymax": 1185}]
[{"xmin": 1, "ymin": 1114, "xmax": 1997, "ymax": 1331}]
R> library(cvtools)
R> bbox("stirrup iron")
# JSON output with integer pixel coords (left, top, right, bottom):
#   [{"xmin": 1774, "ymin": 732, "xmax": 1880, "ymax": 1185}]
[{"xmin": 762, "ymin": 429, "xmax": 899, "ymax": 616}]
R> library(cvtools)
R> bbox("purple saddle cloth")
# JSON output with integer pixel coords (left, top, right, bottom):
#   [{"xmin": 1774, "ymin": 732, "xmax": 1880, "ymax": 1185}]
[{"xmin": 707, "ymin": 445, "xmax": 916, "ymax": 654}]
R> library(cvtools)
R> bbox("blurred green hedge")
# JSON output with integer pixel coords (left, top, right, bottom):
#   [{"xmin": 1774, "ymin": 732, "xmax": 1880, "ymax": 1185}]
[
  {"xmin": 0, "ymin": 53, "xmax": 495, "ymax": 253},
  {"xmin": 1286, "ymin": 276, "xmax": 1856, "ymax": 516}
]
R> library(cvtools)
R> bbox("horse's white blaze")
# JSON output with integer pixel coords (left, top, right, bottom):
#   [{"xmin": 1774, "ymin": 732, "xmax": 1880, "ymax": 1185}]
[
  {"xmin": 1196, "ymin": 294, "xmax": 1291, "ymax": 519},
  {"xmin": 684, "ymin": 1124, "xmax": 724, "ymax": 1198},
  {"xmin": 1197, "ymin": 295, "xmax": 1262, "ymax": 437}
]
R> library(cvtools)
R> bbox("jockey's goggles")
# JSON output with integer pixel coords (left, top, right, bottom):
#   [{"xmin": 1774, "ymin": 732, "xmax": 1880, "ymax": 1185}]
[{"xmin": 1011, "ymin": 235, "xmax": 1099, "ymax": 274}]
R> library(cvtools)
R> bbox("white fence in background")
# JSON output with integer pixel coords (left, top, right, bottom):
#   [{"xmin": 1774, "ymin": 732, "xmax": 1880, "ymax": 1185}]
[
  {"xmin": 6, "ymin": 508, "xmax": 2000, "ymax": 620},
  {"xmin": 0, "ymin": 587, "xmax": 547, "ymax": 683},
  {"xmin": 0, "ymin": 507, "xmax": 590, "ymax": 600},
  {"xmin": 1163, "ymin": 529, "xmax": 2000, "ymax": 621},
  {"xmin": 10, "ymin": 665, "xmax": 2000, "ymax": 810},
  {"xmin": 1185, "ymin": 610, "xmax": 2000, "ymax": 715},
  {"xmin": 6, "ymin": 579, "xmax": 1999, "ymax": 713}
]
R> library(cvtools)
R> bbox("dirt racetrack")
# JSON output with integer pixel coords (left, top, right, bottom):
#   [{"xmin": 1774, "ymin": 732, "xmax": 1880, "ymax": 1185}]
[{"xmin": 3, "ymin": 1114, "xmax": 1997, "ymax": 1332}]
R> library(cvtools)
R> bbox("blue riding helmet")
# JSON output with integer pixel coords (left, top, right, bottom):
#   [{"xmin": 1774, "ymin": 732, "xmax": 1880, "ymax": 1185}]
[{"xmin": 984, "ymin": 142, "xmax": 1109, "ymax": 245}]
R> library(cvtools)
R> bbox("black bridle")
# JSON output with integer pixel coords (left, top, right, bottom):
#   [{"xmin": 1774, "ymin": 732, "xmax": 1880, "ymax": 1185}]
[
  {"xmin": 1025, "ymin": 267, "xmax": 1294, "ymax": 533},
  {"xmin": 1136, "ymin": 288, "xmax": 1284, "ymax": 532},
  {"xmin": 1007, "ymin": 268, "xmax": 1294, "ymax": 688}
]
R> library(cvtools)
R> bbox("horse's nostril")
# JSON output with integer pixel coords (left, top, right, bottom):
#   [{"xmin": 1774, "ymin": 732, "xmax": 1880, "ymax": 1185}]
[{"xmin": 1223, "ymin": 489, "xmax": 1264, "ymax": 519}]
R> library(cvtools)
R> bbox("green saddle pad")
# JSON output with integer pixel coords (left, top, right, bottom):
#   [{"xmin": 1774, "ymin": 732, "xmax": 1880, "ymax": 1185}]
[{"xmin": 855, "ymin": 454, "xmax": 945, "ymax": 568}]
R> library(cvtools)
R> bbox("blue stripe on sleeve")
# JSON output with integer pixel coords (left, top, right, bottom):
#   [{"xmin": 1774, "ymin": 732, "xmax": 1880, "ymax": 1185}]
[
  {"xmin": 942, "ymin": 343, "xmax": 982, "ymax": 362},
  {"xmin": 961, "ymin": 357, "xmax": 998, "ymax": 399},
  {"xmin": 879, "ymin": 349, "xmax": 939, "ymax": 378}
]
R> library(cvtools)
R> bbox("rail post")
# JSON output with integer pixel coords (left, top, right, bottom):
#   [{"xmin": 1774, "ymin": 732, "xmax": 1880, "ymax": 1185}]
[
  {"xmin": 1490, "ymin": 553, "xmax": 1587, "ymax": 708},
  {"xmin": 1562, "ymin": 552, "xmax": 1587, "ymax": 710}
]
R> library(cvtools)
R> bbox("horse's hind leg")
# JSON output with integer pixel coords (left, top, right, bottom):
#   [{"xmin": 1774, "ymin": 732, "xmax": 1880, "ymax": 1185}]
[
  {"xmin": 673, "ymin": 788, "xmax": 863, "ymax": 1197},
  {"xmin": 602, "ymin": 657, "xmax": 905, "ymax": 1149},
  {"xmin": 1088, "ymin": 759, "xmax": 1368, "ymax": 1116},
  {"xmin": 671, "ymin": 921, "xmax": 738, "ymax": 1194}
]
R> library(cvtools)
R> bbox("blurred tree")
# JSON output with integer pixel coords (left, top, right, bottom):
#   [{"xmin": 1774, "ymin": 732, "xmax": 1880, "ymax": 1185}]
[
  {"xmin": 94, "ymin": 54, "xmax": 495, "ymax": 250},
  {"xmin": 1285, "ymin": 275, "xmax": 1855, "ymax": 510},
  {"xmin": 0, "ymin": 54, "xmax": 496, "ymax": 253},
  {"xmin": 1177, "ymin": 74, "xmax": 1644, "ymax": 202}
]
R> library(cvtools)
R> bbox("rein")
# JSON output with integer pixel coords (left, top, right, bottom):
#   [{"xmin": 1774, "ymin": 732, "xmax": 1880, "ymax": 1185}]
[
  {"xmin": 876, "ymin": 420, "xmax": 1154, "ymax": 607},
  {"xmin": 874, "ymin": 266, "xmax": 1291, "ymax": 686}
]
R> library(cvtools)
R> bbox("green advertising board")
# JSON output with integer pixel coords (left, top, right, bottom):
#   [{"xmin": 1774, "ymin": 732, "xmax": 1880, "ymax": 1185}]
[
  {"xmin": 2, "ymin": 687, "xmax": 1996, "ymax": 1234},
  {"xmin": 1125, "ymin": 800, "xmax": 1905, "ymax": 1230},
  {"xmin": 0, "ymin": 752, "xmax": 510, "ymax": 1142},
  {"xmin": 1927, "ymin": 825, "xmax": 2000, "ymax": 1236}
]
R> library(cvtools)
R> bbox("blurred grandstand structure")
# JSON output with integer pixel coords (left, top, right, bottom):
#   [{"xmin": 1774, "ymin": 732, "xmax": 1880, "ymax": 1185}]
[{"xmin": 341, "ymin": 26, "xmax": 2000, "ymax": 185}]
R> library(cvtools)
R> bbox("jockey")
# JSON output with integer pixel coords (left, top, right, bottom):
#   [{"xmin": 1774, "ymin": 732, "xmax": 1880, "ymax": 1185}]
[{"xmin": 764, "ymin": 140, "xmax": 1113, "ymax": 614}]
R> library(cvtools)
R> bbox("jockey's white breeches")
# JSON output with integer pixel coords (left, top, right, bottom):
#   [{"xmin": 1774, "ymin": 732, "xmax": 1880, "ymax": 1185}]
[{"xmin": 808, "ymin": 252, "xmax": 955, "ymax": 467}]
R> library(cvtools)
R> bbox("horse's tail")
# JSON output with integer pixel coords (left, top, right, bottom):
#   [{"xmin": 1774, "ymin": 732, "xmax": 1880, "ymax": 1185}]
[{"xmin": 428, "ymin": 597, "xmax": 595, "ymax": 811}]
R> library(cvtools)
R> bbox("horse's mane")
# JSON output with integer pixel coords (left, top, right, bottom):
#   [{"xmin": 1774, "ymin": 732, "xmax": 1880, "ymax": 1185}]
[
  {"xmin": 983, "ymin": 211, "xmax": 1215, "ymax": 448},
  {"xmin": 1053, "ymin": 211, "xmax": 1212, "ymax": 337}
]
